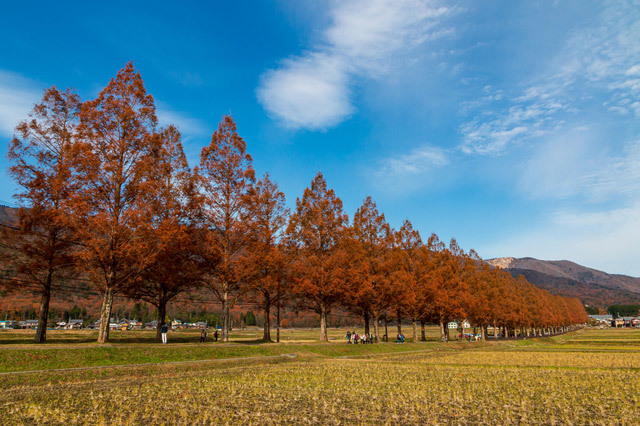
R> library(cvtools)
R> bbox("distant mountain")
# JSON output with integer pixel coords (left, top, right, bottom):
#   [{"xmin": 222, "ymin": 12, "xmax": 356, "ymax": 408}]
[
  {"xmin": 487, "ymin": 257, "xmax": 640, "ymax": 308},
  {"xmin": 0, "ymin": 205, "xmax": 18, "ymax": 226}
]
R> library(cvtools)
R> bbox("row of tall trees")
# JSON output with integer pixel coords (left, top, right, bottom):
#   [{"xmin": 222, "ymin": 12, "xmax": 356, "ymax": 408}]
[{"xmin": 1, "ymin": 63, "xmax": 587, "ymax": 343}]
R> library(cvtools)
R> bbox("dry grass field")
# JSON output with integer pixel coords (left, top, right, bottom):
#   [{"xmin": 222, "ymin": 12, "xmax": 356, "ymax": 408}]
[{"xmin": 1, "ymin": 327, "xmax": 639, "ymax": 425}]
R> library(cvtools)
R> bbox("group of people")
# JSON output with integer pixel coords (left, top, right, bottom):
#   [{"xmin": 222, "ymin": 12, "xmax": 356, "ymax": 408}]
[
  {"xmin": 158, "ymin": 323, "xmax": 218, "ymax": 344},
  {"xmin": 200, "ymin": 328, "xmax": 218, "ymax": 342},
  {"xmin": 345, "ymin": 330, "xmax": 376, "ymax": 344}
]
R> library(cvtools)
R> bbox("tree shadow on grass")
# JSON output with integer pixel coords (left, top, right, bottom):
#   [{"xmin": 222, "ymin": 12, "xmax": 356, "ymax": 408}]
[{"xmin": 234, "ymin": 339, "xmax": 274, "ymax": 345}]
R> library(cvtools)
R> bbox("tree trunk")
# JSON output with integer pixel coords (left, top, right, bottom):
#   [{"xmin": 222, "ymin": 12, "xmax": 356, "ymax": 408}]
[
  {"xmin": 276, "ymin": 296, "xmax": 280, "ymax": 343},
  {"xmin": 263, "ymin": 302, "xmax": 271, "ymax": 341},
  {"xmin": 98, "ymin": 287, "xmax": 114, "ymax": 343},
  {"xmin": 420, "ymin": 321, "xmax": 426, "ymax": 341},
  {"xmin": 319, "ymin": 303, "xmax": 328, "ymax": 342},
  {"xmin": 440, "ymin": 321, "xmax": 445, "ymax": 341},
  {"xmin": 412, "ymin": 319, "xmax": 418, "ymax": 342},
  {"xmin": 35, "ymin": 272, "xmax": 52, "ymax": 343},
  {"xmin": 396, "ymin": 309, "xmax": 402, "ymax": 336},
  {"xmin": 384, "ymin": 315, "xmax": 389, "ymax": 342},
  {"xmin": 156, "ymin": 300, "xmax": 167, "ymax": 342},
  {"xmin": 481, "ymin": 325, "xmax": 486, "ymax": 341},
  {"xmin": 222, "ymin": 289, "xmax": 229, "ymax": 342},
  {"xmin": 363, "ymin": 311, "xmax": 370, "ymax": 335},
  {"xmin": 493, "ymin": 323, "xmax": 498, "ymax": 338},
  {"xmin": 373, "ymin": 313, "xmax": 380, "ymax": 342}
]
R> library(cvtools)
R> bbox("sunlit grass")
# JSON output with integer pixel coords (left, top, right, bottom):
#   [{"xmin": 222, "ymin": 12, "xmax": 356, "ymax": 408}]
[{"xmin": 1, "ymin": 327, "xmax": 639, "ymax": 424}]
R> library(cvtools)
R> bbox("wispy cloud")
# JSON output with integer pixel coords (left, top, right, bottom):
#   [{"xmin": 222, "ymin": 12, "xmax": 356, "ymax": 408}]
[
  {"xmin": 460, "ymin": 1, "xmax": 640, "ymax": 155},
  {"xmin": 369, "ymin": 143, "xmax": 450, "ymax": 196},
  {"xmin": 516, "ymin": 126, "xmax": 640, "ymax": 205},
  {"xmin": 155, "ymin": 101, "xmax": 208, "ymax": 137},
  {"xmin": 0, "ymin": 70, "xmax": 42, "ymax": 136},
  {"xmin": 257, "ymin": 0, "xmax": 453, "ymax": 130},
  {"xmin": 167, "ymin": 70, "xmax": 204, "ymax": 87},
  {"xmin": 379, "ymin": 144, "xmax": 449, "ymax": 177}
]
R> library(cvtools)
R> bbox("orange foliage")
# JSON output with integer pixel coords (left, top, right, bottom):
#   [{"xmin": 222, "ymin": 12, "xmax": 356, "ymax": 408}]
[{"xmin": 4, "ymin": 65, "xmax": 588, "ymax": 343}]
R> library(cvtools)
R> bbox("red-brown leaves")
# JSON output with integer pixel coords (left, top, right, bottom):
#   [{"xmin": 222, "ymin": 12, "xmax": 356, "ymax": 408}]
[
  {"xmin": 4, "ymin": 64, "xmax": 588, "ymax": 343},
  {"xmin": 197, "ymin": 115, "xmax": 255, "ymax": 341},
  {"xmin": 71, "ymin": 62, "xmax": 158, "ymax": 342},
  {"xmin": 4, "ymin": 86, "xmax": 80, "ymax": 342},
  {"xmin": 238, "ymin": 174, "xmax": 289, "ymax": 340},
  {"xmin": 285, "ymin": 172, "xmax": 349, "ymax": 340}
]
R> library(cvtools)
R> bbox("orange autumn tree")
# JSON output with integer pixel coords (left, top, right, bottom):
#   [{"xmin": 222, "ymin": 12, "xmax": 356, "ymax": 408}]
[
  {"xmin": 422, "ymin": 239, "xmax": 470, "ymax": 340},
  {"xmin": 285, "ymin": 172, "xmax": 349, "ymax": 341},
  {"xmin": 126, "ymin": 126, "xmax": 200, "ymax": 341},
  {"xmin": 5, "ymin": 87, "xmax": 80, "ymax": 343},
  {"xmin": 465, "ymin": 262, "xmax": 503, "ymax": 340},
  {"xmin": 393, "ymin": 219, "xmax": 423, "ymax": 342},
  {"xmin": 198, "ymin": 115, "xmax": 255, "ymax": 342},
  {"xmin": 240, "ymin": 173, "xmax": 289, "ymax": 341},
  {"xmin": 73, "ymin": 62, "xmax": 157, "ymax": 343},
  {"xmin": 346, "ymin": 196, "xmax": 394, "ymax": 339}
]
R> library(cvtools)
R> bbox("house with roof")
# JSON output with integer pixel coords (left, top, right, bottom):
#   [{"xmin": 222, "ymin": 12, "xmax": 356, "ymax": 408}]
[
  {"xmin": 611, "ymin": 318, "xmax": 625, "ymax": 328},
  {"xmin": 588, "ymin": 315, "xmax": 612, "ymax": 326},
  {"xmin": 19, "ymin": 320, "xmax": 39, "ymax": 329},
  {"xmin": 621, "ymin": 317, "xmax": 640, "ymax": 328},
  {"xmin": 447, "ymin": 320, "xmax": 471, "ymax": 329},
  {"xmin": 128, "ymin": 320, "xmax": 143, "ymax": 329},
  {"xmin": 145, "ymin": 320, "xmax": 158, "ymax": 330},
  {"xmin": 65, "ymin": 319, "xmax": 83, "ymax": 329},
  {"xmin": 0, "ymin": 320, "xmax": 18, "ymax": 329}
]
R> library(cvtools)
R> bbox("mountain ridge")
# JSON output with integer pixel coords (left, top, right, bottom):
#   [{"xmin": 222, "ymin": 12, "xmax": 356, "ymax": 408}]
[{"xmin": 487, "ymin": 256, "xmax": 640, "ymax": 307}]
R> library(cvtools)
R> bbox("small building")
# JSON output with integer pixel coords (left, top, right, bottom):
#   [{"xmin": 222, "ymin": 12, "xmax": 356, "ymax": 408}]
[
  {"xmin": 19, "ymin": 320, "xmax": 39, "ymax": 329},
  {"xmin": 65, "ymin": 319, "xmax": 83, "ymax": 329},
  {"xmin": 611, "ymin": 318, "xmax": 624, "ymax": 328},
  {"xmin": 447, "ymin": 320, "xmax": 471, "ymax": 329},
  {"xmin": 145, "ymin": 320, "xmax": 158, "ymax": 330},
  {"xmin": 588, "ymin": 315, "xmax": 612, "ymax": 325},
  {"xmin": 0, "ymin": 320, "xmax": 18, "ymax": 329}
]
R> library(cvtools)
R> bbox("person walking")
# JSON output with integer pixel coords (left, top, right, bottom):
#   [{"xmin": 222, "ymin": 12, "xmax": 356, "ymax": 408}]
[
  {"xmin": 200, "ymin": 328, "xmax": 208, "ymax": 343},
  {"xmin": 346, "ymin": 330, "xmax": 351, "ymax": 344},
  {"xmin": 213, "ymin": 330, "xmax": 218, "ymax": 342},
  {"xmin": 161, "ymin": 322, "xmax": 168, "ymax": 344}
]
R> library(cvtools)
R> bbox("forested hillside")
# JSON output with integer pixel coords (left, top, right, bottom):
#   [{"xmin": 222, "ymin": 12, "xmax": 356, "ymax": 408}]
[{"xmin": 487, "ymin": 257, "xmax": 640, "ymax": 308}]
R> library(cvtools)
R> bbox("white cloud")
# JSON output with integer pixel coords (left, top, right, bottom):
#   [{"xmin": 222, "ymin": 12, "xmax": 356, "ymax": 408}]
[
  {"xmin": 257, "ymin": 0, "xmax": 453, "ymax": 130},
  {"xmin": 380, "ymin": 144, "xmax": 449, "ymax": 176},
  {"xmin": 257, "ymin": 53, "xmax": 353, "ymax": 130},
  {"xmin": 0, "ymin": 70, "xmax": 42, "ymax": 136}
]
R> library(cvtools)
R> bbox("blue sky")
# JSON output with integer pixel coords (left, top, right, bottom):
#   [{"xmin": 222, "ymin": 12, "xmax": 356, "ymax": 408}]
[{"xmin": 1, "ymin": 1, "xmax": 639, "ymax": 276}]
